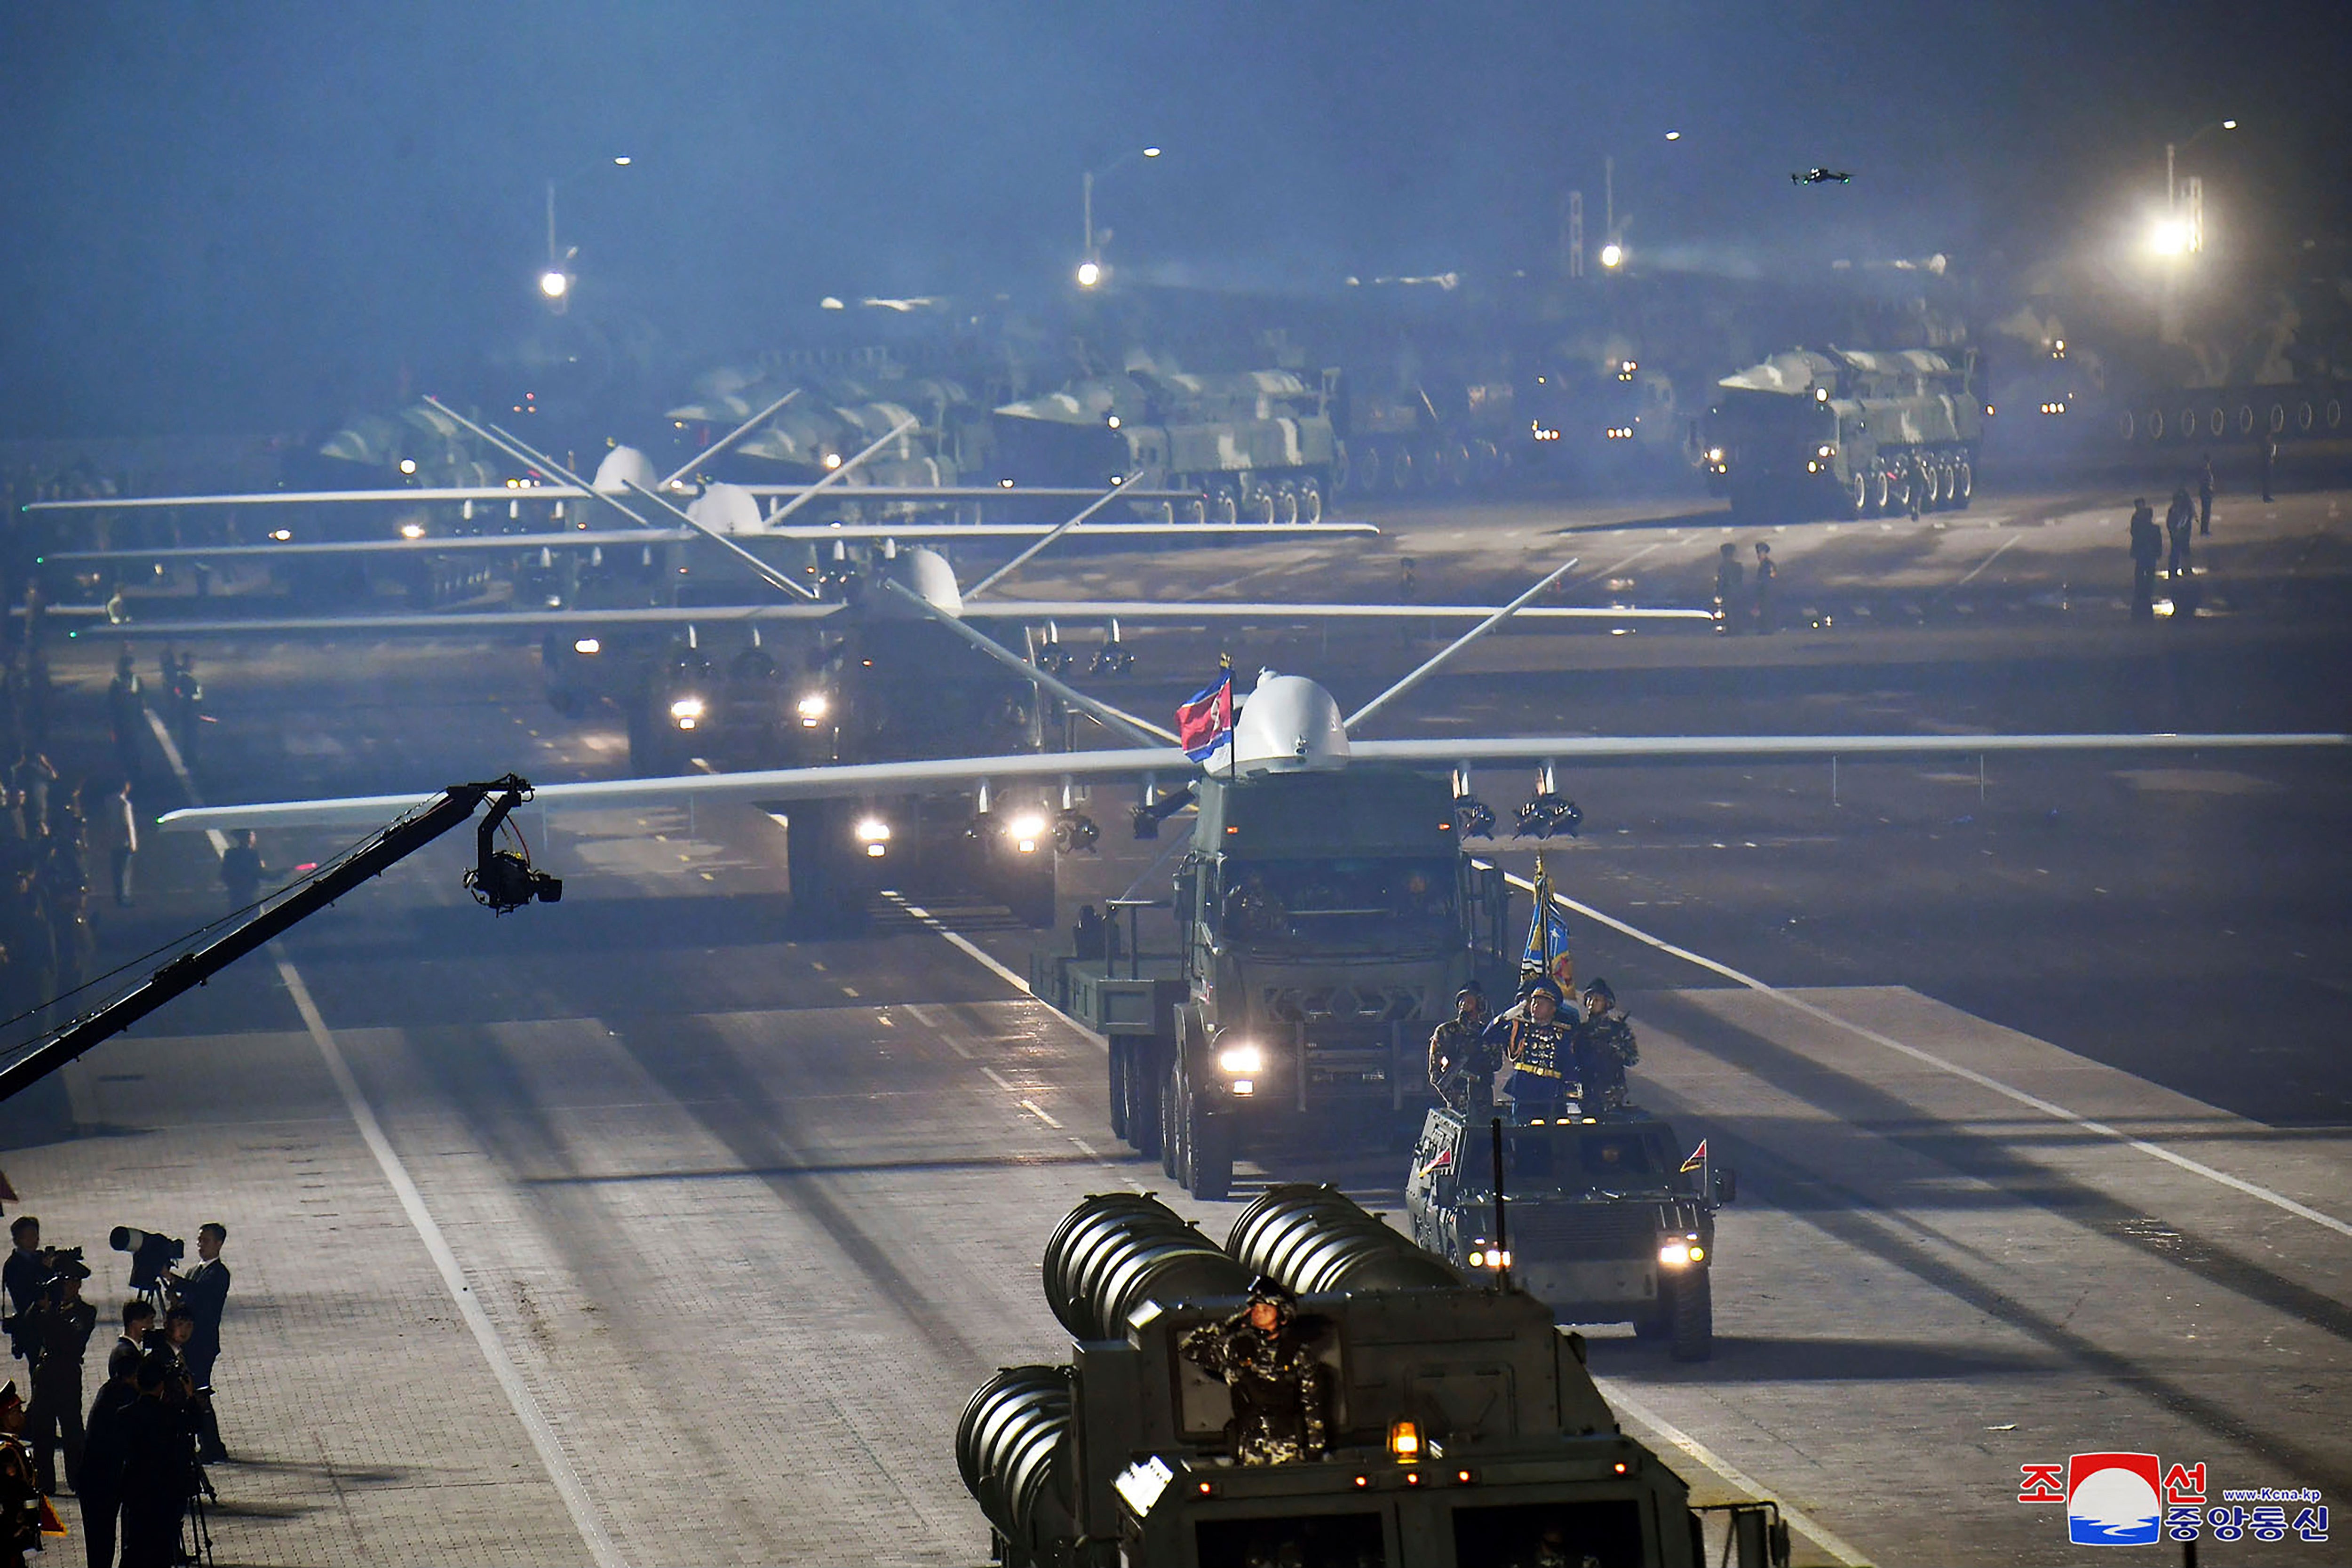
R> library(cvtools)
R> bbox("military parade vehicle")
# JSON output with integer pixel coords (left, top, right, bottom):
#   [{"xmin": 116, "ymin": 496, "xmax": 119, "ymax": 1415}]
[
  {"xmin": 957, "ymin": 1185, "xmax": 1789, "ymax": 1568},
  {"xmin": 1405, "ymin": 1108, "xmax": 1735, "ymax": 1362},
  {"xmin": 1700, "ymin": 346, "xmax": 1982, "ymax": 521},
  {"xmin": 993, "ymin": 363, "xmax": 1342, "ymax": 525},
  {"xmin": 1033, "ymin": 763, "xmax": 1517, "ymax": 1202}
]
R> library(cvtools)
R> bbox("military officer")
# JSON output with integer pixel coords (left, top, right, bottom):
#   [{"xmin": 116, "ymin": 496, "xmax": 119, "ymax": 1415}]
[
  {"xmin": 1574, "ymin": 979, "xmax": 1641, "ymax": 1114},
  {"xmin": 0, "ymin": 1382, "xmax": 42, "ymax": 1567},
  {"xmin": 1178, "ymin": 1280, "xmax": 1331, "ymax": 1466},
  {"xmin": 1485, "ymin": 978, "xmax": 1578, "ymax": 1121},
  {"xmin": 1426, "ymin": 985, "xmax": 1492, "ymax": 1112}
]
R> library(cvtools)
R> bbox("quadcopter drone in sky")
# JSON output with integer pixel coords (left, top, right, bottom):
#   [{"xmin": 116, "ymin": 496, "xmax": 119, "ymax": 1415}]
[{"xmin": 1792, "ymin": 168, "xmax": 1852, "ymax": 185}]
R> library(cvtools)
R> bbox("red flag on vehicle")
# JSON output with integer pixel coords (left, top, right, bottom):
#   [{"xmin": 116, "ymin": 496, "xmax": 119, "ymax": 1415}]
[
  {"xmin": 1679, "ymin": 1139, "xmax": 1708, "ymax": 1173},
  {"xmin": 1176, "ymin": 659, "xmax": 1234, "ymax": 761}
]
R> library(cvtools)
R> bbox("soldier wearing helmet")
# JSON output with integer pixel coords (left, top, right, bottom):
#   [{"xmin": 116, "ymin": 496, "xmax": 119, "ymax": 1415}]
[
  {"xmin": 1179, "ymin": 1279, "xmax": 1331, "ymax": 1465},
  {"xmin": 1426, "ymin": 984, "xmax": 1493, "ymax": 1113}
]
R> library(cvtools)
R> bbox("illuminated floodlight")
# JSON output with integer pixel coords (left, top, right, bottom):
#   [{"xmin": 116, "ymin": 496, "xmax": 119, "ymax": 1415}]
[
  {"xmin": 612, "ymin": 155, "xmax": 633, "ymax": 166},
  {"xmin": 1143, "ymin": 147, "xmax": 1162, "ymax": 158},
  {"xmin": 1598, "ymin": 243, "xmax": 1624, "ymax": 269},
  {"xmin": 2149, "ymin": 217, "xmax": 2192, "ymax": 256},
  {"xmin": 399, "ymin": 523, "xmax": 426, "ymax": 540},
  {"xmin": 1664, "ymin": 130, "xmax": 1682, "ymax": 141},
  {"xmin": 822, "ymin": 452, "xmax": 843, "ymax": 470},
  {"xmin": 398, "ymin": 458, "xmax": 418, "ymax": 475},
  {"xmin": 1076, "ymin": 260, "xmax": 1103, "ymax": 288},
  {"xmin": 539, "ymin": 269, "xmax": 571, "ymax": 299}
]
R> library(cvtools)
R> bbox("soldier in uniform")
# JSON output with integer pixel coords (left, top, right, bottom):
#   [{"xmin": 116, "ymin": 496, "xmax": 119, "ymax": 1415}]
[
  {"xmin": 1, "ymin": 1220, "xmax": 40, "ymax": 1364},
  {"xmin": 1484, "ymin": 979, "xmax": 1578, "ymax": 1122},
  {"xmin": 2128, "ymin": 498, "xmax": 2161, "ymax": 621},
  {"xmin": 1426, "ymin": 985, "xmax": 1492, "ymax": 1112},
  {"xmin": 1573, "ymin": 979, "xmax": 1641, "ymax": 1114},
  {"xmin": 20, "ymin": 1254, "xmax": 94, "ymax": 1496},
  {"xmin": 0, "ymin": 1382, "xmax": 43, "ymax": 1568},
  {"xmin": 1179, "ymin": 1280, "xmax": 1331, "ymax": 1466}
]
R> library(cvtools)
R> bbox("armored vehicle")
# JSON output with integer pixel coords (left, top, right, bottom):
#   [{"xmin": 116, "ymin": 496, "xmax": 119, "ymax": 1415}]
[
  {"xmin": 957, "ymin": 1186, "xmax": 1789, "ymax": 1568},
  {"xmin": 1701, "ymin": 347, "xmax": 1981, "ymax": 520},
  {"xmin": 1405, "ymin": 1109, "xmax": 1735, "ymax": 1361},
  {"xmin": 1034, "ymin": 764, "xmax": 1516, "ymax": 1201},
  {"xmin": 994, "ymin": 365, "xmax": 1341, "ymax": 525}
]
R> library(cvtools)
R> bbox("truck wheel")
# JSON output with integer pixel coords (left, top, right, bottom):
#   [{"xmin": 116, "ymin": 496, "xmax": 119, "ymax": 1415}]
[
  {"xmin": 1185, "ymin": 1096, "xmax": 1232, "ymax": 1202},
  {"xmin": 1297, "ymin": 477, "xmax": 1324, "ymax": 525},
  {"xmin": 1249, "ymin": 486, "xmax": 1277, "ymax": 526},
  {"xmin": 1108, "ymin": 1041, "xmax": 1131, "ymax": 1141},
  {"xmin": 1159, "ymin": 1066, "xmax": 1182, "ymax": 1178},
  {"xmin": 1951, "ymin": 456, "xmax": 1974, "ymax": 509},
  {"xmin": 1390, "ymin": 445, "xmax": 1416, "ymax": 492},
  {"xmin": 1669, "ymin": 1269, "xmax": 1714, "ymax": 1362},
  {"xmin": 1210, "ymin": 485, "xmax": 1239, "ymax": 525},
  {"xmin": 1275, "ymin": 483, "xmax": 1300, "ymax": 525},
  {"xmin": 1845, "ymin": 468, "xmax": 1868, "ymax": 517},
  {"xmin": 1130, "ymin": 1041, "xmax": 1165, "ymax": 1158},
  {"xmin": 1869, "ymin": 465, "xmax": 1891, "ymax": 514}
]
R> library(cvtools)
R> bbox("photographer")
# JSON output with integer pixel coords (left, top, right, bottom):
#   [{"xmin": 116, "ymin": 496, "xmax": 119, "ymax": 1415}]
[
  {"xmin": 115, "ymin": 1355, "xmax": 190, "ymax": 1568},
  {"xmin": 20, "ymin": 1253, "xmax": 94, "ymax": 1496},
  {"xmin": 165, "ymin": 1225, "xmax": 227, "ymax": 1465}
]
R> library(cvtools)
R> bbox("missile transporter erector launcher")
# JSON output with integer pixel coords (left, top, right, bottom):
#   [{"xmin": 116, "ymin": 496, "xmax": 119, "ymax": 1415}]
[
  {"xmin": 1701, "ymin": 347, "xmax": 1982, "ymax": 521},
  {"xmin": 1033, "ymin": 758, "xmax": 1517, "ymax": 1202},
  {"xmin": 959, "ymin": 1187, "xmax": 1789, "ymax": 1568}
]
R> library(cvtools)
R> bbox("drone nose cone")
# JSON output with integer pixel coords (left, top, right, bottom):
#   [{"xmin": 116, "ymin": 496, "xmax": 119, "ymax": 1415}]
[
  {"xmin": 592, "ymin": 445, "xmax": 658, "ymax": 494},
  {"xmin": 1229, "ymin": 673, "xmax": 1350, "ymax": 774}
]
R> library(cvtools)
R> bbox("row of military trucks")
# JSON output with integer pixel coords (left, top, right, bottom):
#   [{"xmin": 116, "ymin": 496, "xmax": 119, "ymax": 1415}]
[
  {"xmin": 1028, "ymin": 764, "xmax": 1736, "ymax": 1361},
  {"xmin": 1700, "ymin": 346, "xmax": 1983, "ymax": 521}
]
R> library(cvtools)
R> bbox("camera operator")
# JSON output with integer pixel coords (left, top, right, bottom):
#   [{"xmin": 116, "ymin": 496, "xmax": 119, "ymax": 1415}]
[
  {"xmin": 20, "ymin": 1253, "xmax": 94, "ymax": 1496},
  {"xmin": 163, "ymin": 1224, "xmax": 227, "ymax": 1465},
  {"xmin": 1, "ymin": 1220, "xmax": 40, "ymax": 1362},
  {"xmin": 116, "ymin": 1354, "xmax": 190, "ymax": 1568},
  {"xmin": 109, "ymin": 1301, "xmax": 154, "ymax": 1383}
]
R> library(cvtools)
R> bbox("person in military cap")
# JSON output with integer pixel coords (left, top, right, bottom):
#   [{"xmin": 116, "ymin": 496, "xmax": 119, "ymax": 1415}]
[
  {"xmin": 1483, "ymin": 978, "xmax": 1579, "ymax": 1122},
  {"xmin": 1427, "ymin": 984, "xmax": 1493, "ymax": 1113},
  {"xmin": 1573, "ymin": 979, "xmax": 1641, "ymax": 1114},
  {"xmin": 20, "ymin": 1251, "xmax": 94, "ymax": 1496},
  {"xmin": 0, "ymin": 1381, "xmax": 43, "ymax": 1567},
  {"xmin": 1179, "ymin": 1279, "xmax": 1331, "ymax": 1466}
]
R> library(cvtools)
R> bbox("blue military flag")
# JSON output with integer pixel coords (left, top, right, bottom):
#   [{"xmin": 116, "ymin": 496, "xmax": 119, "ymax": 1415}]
[{"xmin": 1520, "ymin": 854, "xmax": 1575, "ymax": 988}]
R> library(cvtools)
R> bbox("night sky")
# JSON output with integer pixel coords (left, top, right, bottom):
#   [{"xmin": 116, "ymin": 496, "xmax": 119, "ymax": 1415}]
[{"xmin": 2, "ymin": 1, "xmax": 2344, "ymax": 437}]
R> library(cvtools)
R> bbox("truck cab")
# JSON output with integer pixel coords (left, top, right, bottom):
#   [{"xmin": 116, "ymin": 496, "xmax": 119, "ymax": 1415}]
[{"xmin": 1406, "ymin": 1108, "xmax": 1735, "ymax": 1361}]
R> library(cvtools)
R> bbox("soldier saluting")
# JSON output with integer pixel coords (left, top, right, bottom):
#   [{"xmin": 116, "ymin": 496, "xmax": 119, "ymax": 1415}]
[
  {"xmin": 1179, "ymin": 1281, "xmax": 1331, "ymax": 1467},
  {"xmin": 1573, "ymin": 979, "xmax": 1641, "ymax": 1114},
  {"xmin": 1426, "ymin": 985, "xmax": 1492, "ymax": 1113},
  {"xmin": 1484, "ymin": 978, "xmax": 1579, "ymax": 1121}
]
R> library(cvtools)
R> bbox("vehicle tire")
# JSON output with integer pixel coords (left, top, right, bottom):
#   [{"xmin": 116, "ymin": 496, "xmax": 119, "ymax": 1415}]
[
  {"xmin": 1297, "ymin": 478, "xmax": 1324, "ymax": 525},
  {"xmin": 1108, "ymin": 1041, "xmax": 1131, "ymax": 1141},
  {"xmin": 1330, "ymin": 442, "xmax": 1352, "ymax": 496},
  {"xmin": 1669, "ymin": 1268, "xmax": 1714, "ymax": 1362},
  {"xmin": 1131, "ymin": 1040, "xmax": 1165, "ymax": 1159},
  {"xmin": 1923, "ymin": 458, "xmax": 1944, "ymax": 510},
  {"xmin": 997, "ymin": 848, "xmax": 1056, "ymax": 929},
  {"xmin": 1355, "ymin": 444, "xmax": 1381, "ymax": 493},
  {"xmin": 1159, "ymin": 1064, "xmax": 1182, "ymax": 1178},
  {"xmin": 1869, "ymin": 465, "xmax": 1891, "ymax": 514},
  {"xmin": 1210, "ymin": 485, "xmax": 1239, "ymax": 525},
  {"xmin": 1845, "ymin": 468, "xmax": 1868, "ymax": 517},
  {"xmin": 1390, "ymin": 445, "xmax": 1416, "ymax": 492},
  {"xmin": 1249, "ymin": 486, "xmax": 1277, "ymax": 525},
  {"xmin": 1275, "ymin": 482, "xmax": 1300, "ymax": 525},
  {"xmin": 1444, "ymin": 440, "xmax": 1474, "ymax": 490},
  {"xmin": 1186, "ymin": 1097, "xmax": 1232, "ymax": 1202},
  {"xmin": 1951, "ymin": 455, "xmax": 1974, "ymax": 509},
  {"xmin": 1184, "ymin": 495, "xmax": 1207, "ymax": 525}
]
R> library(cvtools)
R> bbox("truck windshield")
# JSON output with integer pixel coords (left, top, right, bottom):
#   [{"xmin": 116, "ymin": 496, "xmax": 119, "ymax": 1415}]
[
  {"xmin": 1220, "ymin": 857, "xmax": 1457, "ymax": 953},
  {"xmin": 1503, "ymin": 1129, "xmax": 1668, "ymax": 1192}
]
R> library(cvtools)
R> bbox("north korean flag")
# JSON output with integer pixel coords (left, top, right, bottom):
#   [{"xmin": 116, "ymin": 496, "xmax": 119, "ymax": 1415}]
[{"xmin": 1176, "ymin": 664, "xmax": 1234, "ymax": 761}]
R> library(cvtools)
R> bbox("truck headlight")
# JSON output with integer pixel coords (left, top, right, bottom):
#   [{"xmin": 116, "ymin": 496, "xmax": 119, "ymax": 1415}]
[
  {"xmin": 1706, "ymin": 447, "xmax": 1724, "ymax": 463},
  {"xmin": 854, "ymin": 817, "xmax": 890, "ymax": 844},
  {"xmin": 399, "ymin": 522, "xmax": 427, "ymax": 540},
  {"xmin": 1817, "ymin": 444, "xmax": 1835, "ymax": 458},
  {"xmin": 796, "ymin": 692, "xmax": 829, "ymax": 726},
  {"xmin": 1007, "ymin": 812, "xmax": 1047, "ymax": 853},
  {"xmin": 572, "ymin": 637, "xmax": 602, "ymax": 656},
  {"xmin": 1659, "ymin": 1238, "xmax": 1703, "ymax": 1266},
  {"xmin": 1216, "ymin": 1043, "xmax": 1263, "ymax": 1075},
  {"xmin": 668, "ymin": 695, "xmax": 705, "ymax": 730},
  {"xmin": 1468, "ymin": 1248, "xmax": 1511, "ymax": 1270}
]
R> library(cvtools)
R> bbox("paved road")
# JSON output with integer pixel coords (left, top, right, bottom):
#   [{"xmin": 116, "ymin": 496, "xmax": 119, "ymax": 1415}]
[{"xmin": 4, "ymin": 490, "xmax": 2349, "ymax": 1565}]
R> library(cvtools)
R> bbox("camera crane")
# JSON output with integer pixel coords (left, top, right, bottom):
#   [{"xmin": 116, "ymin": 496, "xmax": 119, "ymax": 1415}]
[{"xmin": 0, "ymin": 774, "xmax": 559, "ymax": 1105}]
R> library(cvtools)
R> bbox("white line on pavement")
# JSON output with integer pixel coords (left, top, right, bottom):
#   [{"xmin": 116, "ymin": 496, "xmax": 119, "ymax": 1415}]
[
  {"xmin": 1955, "ymin": 533, "xmax": 2019, "ymax": 586},
  {"xmin": 1595, "ymin": 1378, "xmax": 1871, "ymax": 1568},
  {"xmin": 1504, "ymin": 870, "xmax": 2352, "ymax": 1240},
  {"xmin": 143, "ymin": 704, "xmax": 624, "ymax": 1567},
  {"xmin": 886, "ymin": 894, "xmax": 1036, "ymax": 994}
]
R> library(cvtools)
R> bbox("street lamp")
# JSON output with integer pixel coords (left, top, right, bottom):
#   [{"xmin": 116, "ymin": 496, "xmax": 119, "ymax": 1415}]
[
  {"xmin": 1079, "ymin": 145, "xmax": 1161, "ymax": 286},
  {"xmin": 1599, "ymin": 242, "xmax": 1624, "ymax": 270},
  {"xmin": 541, "ymin": 155, "xmax": 634, "ymax": 309}
]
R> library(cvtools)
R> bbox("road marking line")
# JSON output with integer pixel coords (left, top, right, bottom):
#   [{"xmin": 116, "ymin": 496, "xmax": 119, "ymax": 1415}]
[
  {"xmin": 1020, "ymin": 1098, "xmax": 1065, "ymax": 1129},
  {"xmin": 278, "ymin": 955, "xmax": 625, "ymax": 1567},
  {"xmin": 1954, "ymin": 533, "xmax": 2019, "ymax": 586},
  {"xmin": 886, "ymin": 893, "xmax": 1113, "ymax": 1056},
  {"xmin": 1596, "ymin": 1378, "xmax": 1871, "ymax": 1568},
  {"xmin": 143, "ymin": 705, "xmax": 621, "ymax": 1565},
  {"xmin": 980, "ymin": 1066, "xmax": 1018, "ymax": 1094},
  {"xmin": 1506, "ymin": 870, "xmax": 2352, "ymax": 1240},
  {"xmin": 1584, "ymin": 538, "xmax": 1667, "ymax": 581}
]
